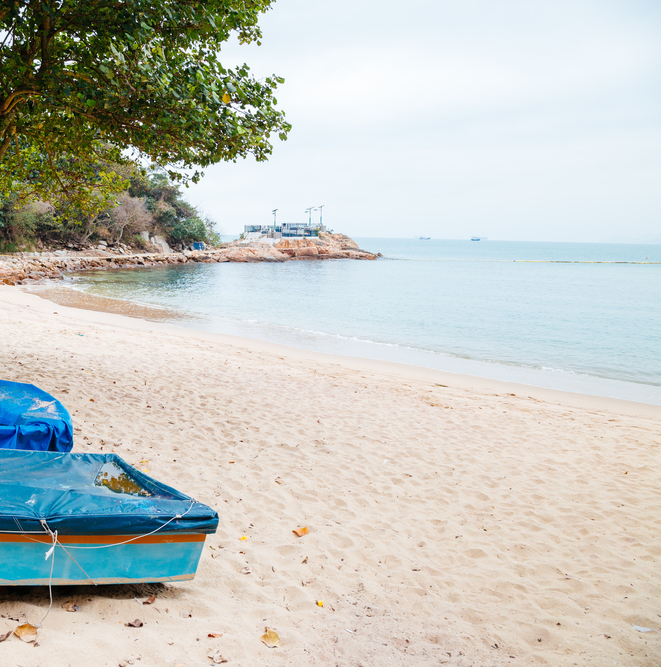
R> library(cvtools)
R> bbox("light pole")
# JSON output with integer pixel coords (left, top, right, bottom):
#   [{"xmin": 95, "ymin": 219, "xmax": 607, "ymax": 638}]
[
  {"xmin": 317, "ymin": 205, "xmax": 325, "ymax": 228},
  {"xmin": 305, "ymin": 207, "xmax": 314, "ymax": 226},
  {"xmin": 272, "ymin": 209, "xmax": 278, "ymax": 229}
]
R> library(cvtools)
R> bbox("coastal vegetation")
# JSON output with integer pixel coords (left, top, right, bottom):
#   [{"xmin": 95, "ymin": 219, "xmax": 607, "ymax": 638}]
[
  {"xmin": 0, "ymin": 167, "xmax": 220, "ymax": 252},
  {"xmin": 0, "ymin": 0, "xmax": 289, "ymax": 251}
]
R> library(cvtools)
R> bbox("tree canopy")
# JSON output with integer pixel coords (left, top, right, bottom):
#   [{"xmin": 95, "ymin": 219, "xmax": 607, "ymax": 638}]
[{"xmin": 0, "ymin": 0, "xmax": 290, "ymax": 204}]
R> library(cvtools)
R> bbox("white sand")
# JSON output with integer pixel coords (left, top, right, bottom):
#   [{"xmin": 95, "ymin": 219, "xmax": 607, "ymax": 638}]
[{"xmin": 0, "ymin": 285, "xmax": 659, "ymax": 667}]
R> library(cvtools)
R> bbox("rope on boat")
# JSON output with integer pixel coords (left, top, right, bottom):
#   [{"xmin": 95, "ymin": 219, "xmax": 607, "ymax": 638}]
[
  {"xmin": 37, "ymin": 525, "xmax": 57, "ymax": 628},
  {"xmin": 53, "ymin": 499, "xmax": 197, "ymax": 550},
  {"xmin": 5, "ymin": 499, "xmax": 199, "ymax": 626}
]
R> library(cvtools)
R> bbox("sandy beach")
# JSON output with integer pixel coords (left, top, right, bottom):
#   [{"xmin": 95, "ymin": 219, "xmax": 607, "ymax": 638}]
[{"xmin": 0, "ymin": 285, "xmax": 659, "ymax": 667}]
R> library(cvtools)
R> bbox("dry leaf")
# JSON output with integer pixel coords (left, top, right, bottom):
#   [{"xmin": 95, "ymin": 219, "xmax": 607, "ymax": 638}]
[
  {"xmin": 240, "ymin": 536, "xmax": 248, "ymax": 541},
  {"xmin": 0, "ymin": 630, "xmax": 11, "ymax": 643},
  {"xmin": 125, "ymin": 619, "xmax": 144, "ymax": 628},
  {"xmin": 292, "ymin": 527, "xmax": 309, "ymax": 537},
  {"xmin": 316, "ymin": 600, "xmax": 324, "ymax": 607},
  {"xmin": 14, "ymin": 623, "xmax": 37, "ymax": 643},
  {"xmin": 208, "ymin": 649, "xmax": 228, "ymax": 664},
  {"xmin": 62, "ymin": 601, "xmax": 79, "ymax": 612},
  {"xmin": 143, "ymin": 594, "xmax": 156, "ymax": 605},
  {"xmin": 260, "ymin": 627, "xmax": 280, "ymax": 648},
  {"xmin": 208, "ymin": 632, "xmax": 223, "ymax": 638}
]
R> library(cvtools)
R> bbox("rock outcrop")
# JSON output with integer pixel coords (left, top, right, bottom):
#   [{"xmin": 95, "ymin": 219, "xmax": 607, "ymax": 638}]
[{"xmin": 0, "ymin": 233, "xmax": 379, "ymax": 285}]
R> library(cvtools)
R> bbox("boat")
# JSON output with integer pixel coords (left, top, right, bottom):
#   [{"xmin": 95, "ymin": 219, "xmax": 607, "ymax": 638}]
[
  {"xmin": 0, "ymin": 450, "xmax": 218, "ymax": 585},
  {"xmin": 418, "ymin": 237, "xmax": 431, "ymax": 240},
  {"xmin": 471, "ymin": 237, "xmax": 481, "ymax": 241},
  {"xmin": 0, "ymin": 380, "xmax": 73, "ymax": 451}
]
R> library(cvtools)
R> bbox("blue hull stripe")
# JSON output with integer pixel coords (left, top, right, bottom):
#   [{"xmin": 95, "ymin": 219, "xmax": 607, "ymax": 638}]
[{"xmin": 0, "ymin": 537, "xmax": 206, "ymax": 585}]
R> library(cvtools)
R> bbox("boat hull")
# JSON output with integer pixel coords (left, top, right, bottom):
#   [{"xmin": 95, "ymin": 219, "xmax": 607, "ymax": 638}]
[{"xmin": 0, "ymin": 532, "xmax": 206, "ymax": 585}]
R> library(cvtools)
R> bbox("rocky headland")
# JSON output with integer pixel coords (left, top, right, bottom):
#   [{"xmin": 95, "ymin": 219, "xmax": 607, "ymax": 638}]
[{"xmin": 0, "ymin": 233, "xmax": 380, "ymax": 286}]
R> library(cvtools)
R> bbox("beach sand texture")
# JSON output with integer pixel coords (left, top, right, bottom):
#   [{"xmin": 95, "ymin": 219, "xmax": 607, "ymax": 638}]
[{"xmin": 0, "ymin": 286, "xmax": 659, "ymax": 667}]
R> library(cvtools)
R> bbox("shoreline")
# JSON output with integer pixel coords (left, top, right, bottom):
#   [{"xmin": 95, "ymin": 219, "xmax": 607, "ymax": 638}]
[
  {"xmin": 7, "ymin": 285, "xmax": 660, "ymax": 419},
  {"xmin": 0, "ymin": 234, "xmax": 380, "ymax": 286},
  {"xmin": 1, "ymin": 284, "xmax": 660, "ymax": 666}
]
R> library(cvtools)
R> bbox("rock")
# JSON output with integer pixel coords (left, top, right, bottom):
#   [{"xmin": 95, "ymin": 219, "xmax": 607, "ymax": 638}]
[
  {"xmin": 294, "ymin": 247, "xmax": 319, "ymax": 257},
  {"xmin": 150, "ymin": 235, "xmax": 172, "ymax": 253}
]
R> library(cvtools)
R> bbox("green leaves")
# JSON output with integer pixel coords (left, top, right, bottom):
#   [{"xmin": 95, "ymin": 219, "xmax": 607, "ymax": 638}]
[{"xmin": 0, "ymin": 0, "xmax": 290, "ymax": 207}]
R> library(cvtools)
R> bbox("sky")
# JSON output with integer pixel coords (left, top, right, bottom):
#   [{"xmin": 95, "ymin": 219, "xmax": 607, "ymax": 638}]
[{"xmin": 184, "ymin": 0, "xmax": 661, "ymax": 242}]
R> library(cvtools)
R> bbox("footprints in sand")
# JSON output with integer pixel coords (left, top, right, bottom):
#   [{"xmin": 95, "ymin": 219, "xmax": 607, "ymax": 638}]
[{"xmin": 2, "ymin": 300, "xmax": 660, "ymax": 667}]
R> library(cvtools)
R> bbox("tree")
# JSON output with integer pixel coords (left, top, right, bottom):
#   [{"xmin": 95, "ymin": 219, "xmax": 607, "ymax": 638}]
[
  {"xmin": 108, "ymin": 193, "xmax": 152, "ymax": 243},
  {"xmin": 0, "ymin": 0, "xmax": 290, "ymax": 203},
  {"xmin": 128, "ymin": 167, "xmax": 218, "ymax": 246}
]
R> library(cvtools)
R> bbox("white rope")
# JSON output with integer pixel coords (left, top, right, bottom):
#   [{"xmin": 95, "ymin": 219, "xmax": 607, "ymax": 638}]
[
  {"xmin": 38, "ymin": 519, "xmax": 98, "ymax": 587},
  {"xmin": 1, "ymin": 500, "xmax": 197, "ymax": 544},
  {"xmin": 58, "ymin": 500, "xmax": 197, "ymax": 550},
  {"xmin": 36, "ymin": 524, "xmax": 56, "ymax": 628},
  {"xmin": 4, "ymin": 499, "xmax": 198, "ymax": 596}
]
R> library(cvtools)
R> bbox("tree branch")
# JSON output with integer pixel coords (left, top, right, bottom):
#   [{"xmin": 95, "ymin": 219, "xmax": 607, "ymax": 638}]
[
  {"xmin": 13, "ymin": 131, "xmax": 23, "ymax": 172},
  {"xmin": 1, "ymin": 90, "xmax": 38, "ymax": 114},
  {"xmin": 45, "ymin": 145, "xmax": 70, "ymax": 197},
  {"xmin": 0, "ymin": 133, "xmax": 13, "ymax": 161}
]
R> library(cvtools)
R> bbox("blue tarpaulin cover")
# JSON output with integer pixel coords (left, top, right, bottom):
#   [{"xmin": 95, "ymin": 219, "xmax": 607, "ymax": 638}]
[
  {"xmin": 0, "ymin": 380, "xmax": 73, "ymax": 452},
  {"xmin": 0, "ymin": 450, "xmax": 219, "ymax": 535}
]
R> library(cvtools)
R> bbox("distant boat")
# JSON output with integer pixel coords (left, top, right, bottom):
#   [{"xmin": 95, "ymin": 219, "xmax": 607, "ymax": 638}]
[
  {"xmin": 419, "ymin": 237, "xmax": 431, "ymax": 240},
  {"xmin": 471, "ymin": 237, "xmax": 483, "ymax": 241}
]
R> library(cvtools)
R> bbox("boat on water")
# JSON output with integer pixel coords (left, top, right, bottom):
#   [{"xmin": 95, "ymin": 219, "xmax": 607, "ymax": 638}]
[
  {"xmin": 0, "ymin": 450, "xmax": 218, "ymax": 585},
  {"xmin": 471, "ymin": 237, "xmax": 482, "ymax": 241},
  {"xmin": 418, "ymin": 236, "xmax": 431, "ymax": 240}
]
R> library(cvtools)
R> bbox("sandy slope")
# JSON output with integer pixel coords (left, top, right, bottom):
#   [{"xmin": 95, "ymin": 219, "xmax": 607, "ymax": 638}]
[{"xmin": 0, "ymin": 286, "xmax": 659, "ymax": 667}]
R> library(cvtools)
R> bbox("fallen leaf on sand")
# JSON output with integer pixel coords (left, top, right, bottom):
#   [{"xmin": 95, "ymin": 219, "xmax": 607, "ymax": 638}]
[
  {"xmin": 125, "ymin": 619, "xmax": 144, "ymax": 628},
  {"xmin": 208, "ymin": 632, "xmax": 223, "ymax": 638},
  {"xmin": 62, "ymin": 601, "xmax": 79, "ymax": 612},
  {"xmin": 240, "ymin": 536, "xmax": 248, "ymax": 541},
  {"xmin": 292, "ymin": 527, "xmax": 308, "ymax": 537},
  {"xmin": 316, "ymin": 600, "xmax": 324, "ymax": 607},
  {"xmin": 14, "ymin": 623, "xmax": 37, "ymax": 643},
  {"xmin": 208, "ymin": 649, "xmax": 228, "ymax": 664},
  {"xmin": 261, "ymin": 627, "xmax": 280, "ymax": 648},
  {"xmin": 143, "ymin": 594, "xmax": 156, "ymax": 605},
  {"xmin": 0, "ymin": 630, "xmax": 11, "ymax": 642}
]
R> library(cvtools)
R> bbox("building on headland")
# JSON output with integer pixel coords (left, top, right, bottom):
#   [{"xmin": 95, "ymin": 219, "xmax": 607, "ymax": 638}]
[{"xmin": 243, "ymin": 222, "xmax": 327, "ymax": 240}]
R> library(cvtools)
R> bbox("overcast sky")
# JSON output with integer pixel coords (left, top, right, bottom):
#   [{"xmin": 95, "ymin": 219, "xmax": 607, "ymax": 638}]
[{"xmin": 184, "ymin": 0, "xmax": 661, "ymax": 242}]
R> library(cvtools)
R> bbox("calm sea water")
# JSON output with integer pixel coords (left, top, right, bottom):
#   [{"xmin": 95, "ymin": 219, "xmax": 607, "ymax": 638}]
[{"xmin": 62, "ymin": 239, "xmax": 661, "ymax": 405}]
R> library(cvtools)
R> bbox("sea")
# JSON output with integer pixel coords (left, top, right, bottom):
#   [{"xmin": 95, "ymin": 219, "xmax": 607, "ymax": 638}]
[{"xmin": 56, "ymin": 239, "xmax": 661, "ymax": 406}]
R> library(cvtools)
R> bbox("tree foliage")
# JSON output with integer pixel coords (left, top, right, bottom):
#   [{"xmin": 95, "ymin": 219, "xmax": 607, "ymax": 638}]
[
  {"xmin": 0, "ymin": 0, "xmax": 290, "ymax": 205},
  {"xmin": 0, "ymin": 167, "xmax": 221, "ymax": 251}
]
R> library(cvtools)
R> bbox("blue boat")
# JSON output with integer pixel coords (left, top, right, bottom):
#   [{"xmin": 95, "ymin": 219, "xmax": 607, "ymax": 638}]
[
  {"xmin": 0, "ymin": 380, "xmax": 73, "ymax": 452},
  {"xmin": 0, "ymin": 450, "xmax": 218, "ymax": 585}
]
